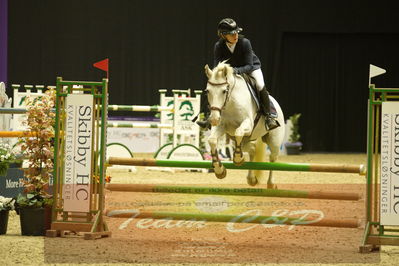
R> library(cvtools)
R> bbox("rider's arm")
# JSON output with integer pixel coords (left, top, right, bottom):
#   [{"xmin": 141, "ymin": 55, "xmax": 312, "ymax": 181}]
[{"xmin": 233, "ymin": 38, "xmax": 254, "ymax": 74}]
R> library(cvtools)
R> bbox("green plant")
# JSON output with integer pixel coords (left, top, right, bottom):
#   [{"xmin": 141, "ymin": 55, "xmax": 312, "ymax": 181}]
[
  {"xmin": 15, "ymin": 193, "xmax": 52, "ymax": 209},
  {"xmin": 287, "ymin": 113, "xmax": 302, "ymax": 144},
  {"xmin": 16, "ymin": 89, "xmax": 56, "ymax": 208},
  {"xmin": 0, "ymin": 142, "xmax": 16, "ymax": 176},
  {"xmin": 0, "ymin": 196, "xmax": 15, "ymax": 211}
]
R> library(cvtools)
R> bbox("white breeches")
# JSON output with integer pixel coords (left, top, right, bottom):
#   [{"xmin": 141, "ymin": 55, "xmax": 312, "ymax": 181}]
[{"xmin": 250, "ymin": 68, "xmax": 265, "ymax": 91}]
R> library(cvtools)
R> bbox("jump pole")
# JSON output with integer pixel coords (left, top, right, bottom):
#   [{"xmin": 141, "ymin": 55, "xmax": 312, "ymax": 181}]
[
  {"xmin": 0, "ymin": 108, "xmax": 33, "ymax": 114},
  {"xmin": 105, "ymin": 184, "xmax": 361, "ymax": 201},
  {"xmin": 107, "ymin": 122, "xmax": 173, "ymax": 129},
  {"xmin": 0, "ymin": 131, "xmax": 43, "ymax": 138},
  {"xmin": 108, "ymin": 104, "xmax": 173, "ymax": 112},
  {"xmin": 0, "ymin": 104, "xmax": 172, "ymax": 114},
  {"xmin": 108, "ymin": 157, "xmax": 366, "ymax": 175},
  {"xmin": 105, "ymin": 209, "xmax": 360, "ymax": 229}
]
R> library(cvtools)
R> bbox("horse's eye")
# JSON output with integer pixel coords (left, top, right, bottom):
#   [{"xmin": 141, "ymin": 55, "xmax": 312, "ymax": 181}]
[{"xmin": 223, "ymin": 89, "xmax": 227, "ymax": 94}]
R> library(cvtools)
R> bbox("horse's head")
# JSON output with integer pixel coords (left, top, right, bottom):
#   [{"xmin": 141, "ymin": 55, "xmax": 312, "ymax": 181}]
[{"xmin": 204, "ymin": 62, "xmax": 235, "ymax": 126}]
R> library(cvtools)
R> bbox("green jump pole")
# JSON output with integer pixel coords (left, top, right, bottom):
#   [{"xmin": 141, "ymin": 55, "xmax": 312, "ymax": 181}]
[
  {"xmin": 107, "ymin": 157, "xmax": 366, "ymax": 175},
  {"xmin": 105, "ymin": 209, "xmax": 360, "ymax": 229},
  {"xmin": 105, "ymin": 184, "xmax": 360, "ymax": 201}
]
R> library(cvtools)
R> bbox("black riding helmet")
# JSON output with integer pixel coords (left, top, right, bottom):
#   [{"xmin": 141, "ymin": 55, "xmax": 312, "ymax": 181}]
[{"xmin": 217, "ymin": 18, "xmax": 243, "ymax": 35}]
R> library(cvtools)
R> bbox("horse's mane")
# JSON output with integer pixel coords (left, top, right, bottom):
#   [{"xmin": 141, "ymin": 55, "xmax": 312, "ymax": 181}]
[{"xmin": 213, "ymin": 61, "xmax": 234, "ymax": 79}]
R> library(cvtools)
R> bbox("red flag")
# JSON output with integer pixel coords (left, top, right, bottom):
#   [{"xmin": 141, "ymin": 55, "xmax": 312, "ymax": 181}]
[
  {"xmin": 93, "ymin": 58, "xmax": 108, "ymax": 71},
  {"xmin": 93, "ymin": 58, "xmax": 109, "ymax": 78}
]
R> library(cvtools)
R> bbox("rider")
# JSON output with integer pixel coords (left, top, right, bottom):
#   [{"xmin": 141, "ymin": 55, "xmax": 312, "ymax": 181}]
[{"xmin": 197, "ymin": 18, "xmax": 280, "ymax": 131}]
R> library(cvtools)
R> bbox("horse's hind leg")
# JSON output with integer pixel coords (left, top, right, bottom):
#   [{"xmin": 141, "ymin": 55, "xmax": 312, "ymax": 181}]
[
  {"xmin": 208, "ymin": 126, "xmax": 226, "ymax": 179},
  {"xmin": 267, "ymin": 168, "xmax": 276, "ymax": 189},
  {"xmin": 233, "ymin": 118, "xmax": 253, "ymax": 166},
  {"xmin": 264, "ymin": 137, "xmax": 280, "ymax": 189},
  {"xmin": 245, "ymin": 141, "xmax": 258, "ymax": 186}
]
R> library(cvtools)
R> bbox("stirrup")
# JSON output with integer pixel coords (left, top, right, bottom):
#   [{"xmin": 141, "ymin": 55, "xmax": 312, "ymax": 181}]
[{"xmin": 265, "ymin": 117, "xmax": 280, "ymax": 131}]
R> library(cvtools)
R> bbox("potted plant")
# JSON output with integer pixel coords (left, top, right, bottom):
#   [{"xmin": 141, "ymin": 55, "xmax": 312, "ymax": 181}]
[
  {"xmin": 0, "ymin": 196, "xmax": 15, "ymax": 234},
  {"xmin": 15, "ymin": 89, "xmax": 55, "ymax": 236},
  {"xmin": 285, "ymin": 113, "xmax": 303, "ymax": 155}
]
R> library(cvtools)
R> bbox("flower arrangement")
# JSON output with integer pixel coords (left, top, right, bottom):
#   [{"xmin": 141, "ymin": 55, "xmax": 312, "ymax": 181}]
[
  {"xmin": 287, "ymin": 113, "xmax": 302, "ymax": 145},
  {"xmin": 16, "ymin": 89, "xmax": 56, "ymax": 208},
  {"xmin": 0, "ymin": 196, "xmax": 15, "ymax": 211},
  {"xmin": 285, "ymin": 113, "xmax": 303, "ymax": 154},
  {"xmin": 0, "ymin": 143, "xmax": 16, "ymax": 176}
]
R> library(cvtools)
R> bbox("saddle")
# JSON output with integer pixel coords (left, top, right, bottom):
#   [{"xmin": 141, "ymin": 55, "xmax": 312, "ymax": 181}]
[{"xmin": 240, "ymin": 73, "xmax": 277, "ymax": 117}]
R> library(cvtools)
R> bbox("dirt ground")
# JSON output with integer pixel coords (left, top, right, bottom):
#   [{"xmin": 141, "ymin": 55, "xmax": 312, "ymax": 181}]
[{"xmin": 1, "ymin": 153, "xmax": 399, "ymax": 265}]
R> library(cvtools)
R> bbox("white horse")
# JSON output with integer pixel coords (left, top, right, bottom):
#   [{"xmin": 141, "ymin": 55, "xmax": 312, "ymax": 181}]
[{"xmin": 204, "ymin": 62, "xmax": 285, "ymax": 187}]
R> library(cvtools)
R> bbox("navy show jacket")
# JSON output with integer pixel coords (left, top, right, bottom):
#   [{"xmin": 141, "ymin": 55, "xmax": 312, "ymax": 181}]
[{"xmin": 213, "ymin": 37, "xmax": 261, "ymax": 74}]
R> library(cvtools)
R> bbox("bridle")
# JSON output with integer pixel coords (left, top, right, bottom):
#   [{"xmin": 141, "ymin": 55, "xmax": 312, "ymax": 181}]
[{"xmin": 207, "ymin": 75, "xmax": 236, "ymax": 113}]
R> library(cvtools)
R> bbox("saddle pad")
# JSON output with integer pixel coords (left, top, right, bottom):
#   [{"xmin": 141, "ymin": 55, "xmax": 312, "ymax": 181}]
[
  {"xmin": 241, "ymin": 74, "xmax": 260, "ymax": 110},
  {"xmin": 240, "ymin": 74, "xmax": 277, "ymax": 116}
]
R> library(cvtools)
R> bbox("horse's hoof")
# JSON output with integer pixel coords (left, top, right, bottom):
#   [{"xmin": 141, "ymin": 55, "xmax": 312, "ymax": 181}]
[
  {"xmin": 247, "ymin": 176, "xmax": 258, "ymax": 186},
  {"xmin": 267, "ymin": 183, "xmax": 277, "ymax": 189},
  {"xmin": 233, "ymin": 150, "xmax": 244, "ymax": 166},
  {"xmin": 233, "ymin": 156, "xmax": 245, "ymax": 166},
  {"xmin": 215, "ymin": 167, "xmax": 226, "ymax": 179}
]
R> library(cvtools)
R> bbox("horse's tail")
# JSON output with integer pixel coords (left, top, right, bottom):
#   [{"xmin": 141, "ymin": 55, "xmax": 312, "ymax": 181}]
[{"xmin": 253, "ymin": 137, "xmax": 267, "ymax": 182}]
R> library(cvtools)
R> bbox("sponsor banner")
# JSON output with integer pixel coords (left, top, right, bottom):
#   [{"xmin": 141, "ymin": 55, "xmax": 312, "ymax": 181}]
[
  {"xmin": 160, "ymin": 96, "xmax": 200, "ymax": 134},
  {"xmin": 174, "ymin": 97, "xmax": 200, "ymax": 134},
  {"xmin": 381, "ymin": 102, "xmax": 399, "ymax": 225},
  {"xmin": 0, "ymin": 168, "xmax": 25, "ymax": 198},
  {"xmin": 63, "ymin": 94, "xmax": 93, "ymax": 212},
  {"xmin": 107, "ymin": 121, "xmax": 160, "ymax": 153}
]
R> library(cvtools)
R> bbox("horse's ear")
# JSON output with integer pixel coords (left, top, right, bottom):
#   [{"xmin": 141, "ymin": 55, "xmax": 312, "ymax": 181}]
[
  {"xmin": 204, "ymin": 64, "xmax": 212, "ymax": 79},
  {"xmin": 223, "ymin": 66, "xmax": 228, "ymax": 77}
]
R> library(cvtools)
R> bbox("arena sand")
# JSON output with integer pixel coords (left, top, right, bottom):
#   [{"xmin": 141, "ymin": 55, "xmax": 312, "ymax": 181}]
[{"xmin": 1, "ymin": 153, "xmax": 399, "ymax": 265}]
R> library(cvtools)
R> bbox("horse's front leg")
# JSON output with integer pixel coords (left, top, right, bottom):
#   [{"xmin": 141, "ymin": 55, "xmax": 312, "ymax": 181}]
[
  {"xmin": 208, "ymin": 126, "xmax": 226, "ymax": 179},
  {"xmin": 264, "ymin": 134, "xmax": 281, "ymax": 189},
  {"xmin": 233, "ymin": 118, "xmax": 253, "ymax": 166}
]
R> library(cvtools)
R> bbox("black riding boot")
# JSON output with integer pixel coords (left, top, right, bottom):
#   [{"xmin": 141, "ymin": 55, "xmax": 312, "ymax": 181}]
[{"xmin": 259, "ymin": 87, "xmax": 280, "ymax": 130}]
